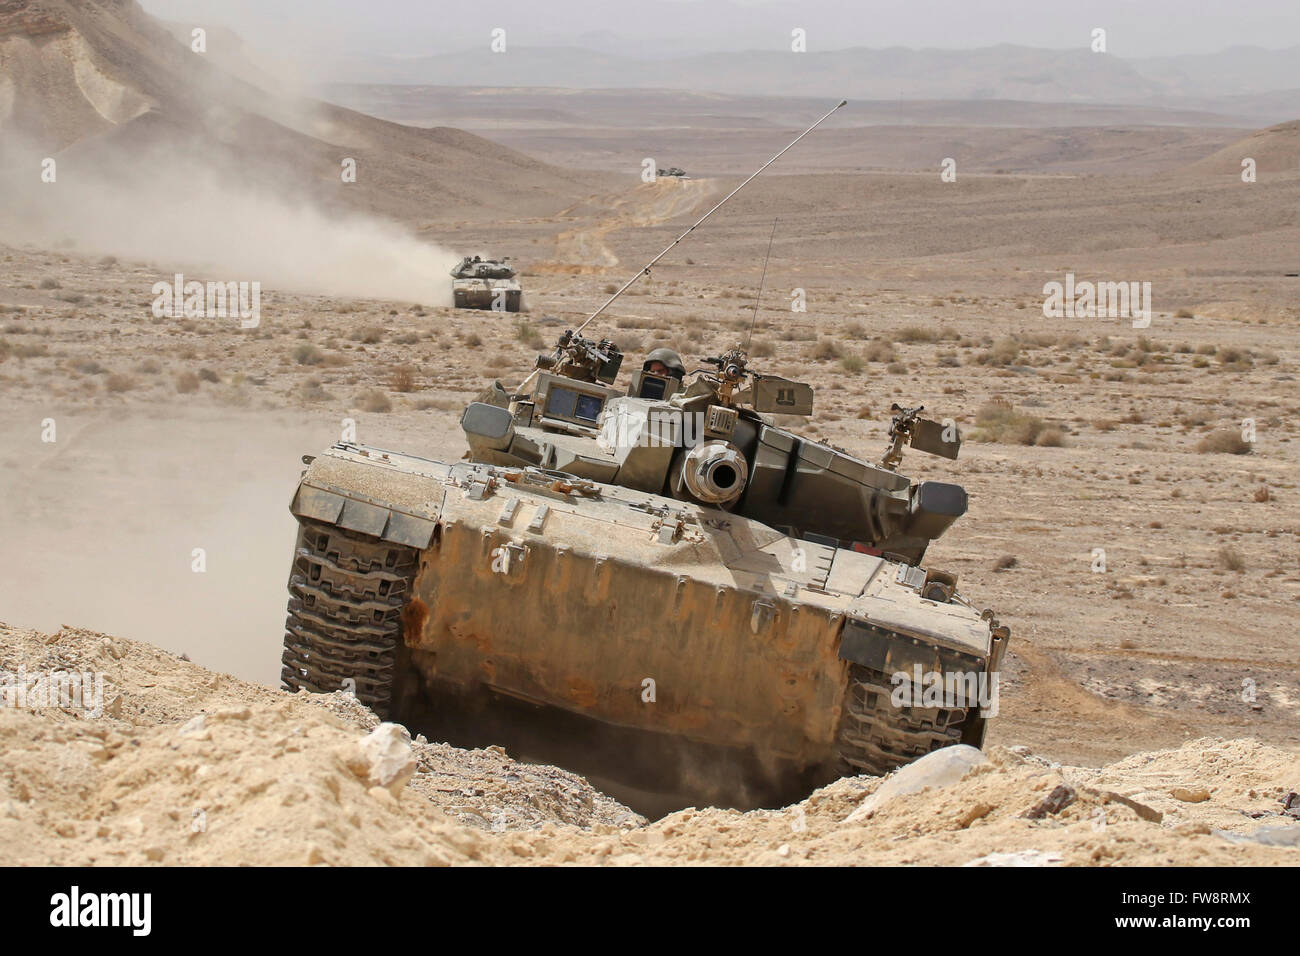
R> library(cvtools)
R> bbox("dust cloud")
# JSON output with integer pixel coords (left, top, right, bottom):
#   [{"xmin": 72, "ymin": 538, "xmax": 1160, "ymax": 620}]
[
  {"xmin": 0, "ymin": 407, "xmax": 348, "ymax": 685},
  {"xmin": 0, "ymin": 143, "xmax": 458, "ymax": 305}
]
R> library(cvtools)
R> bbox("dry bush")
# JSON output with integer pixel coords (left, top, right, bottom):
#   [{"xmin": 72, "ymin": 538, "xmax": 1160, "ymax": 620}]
[
  {"xmin": 300, "ymin": 377, "xmax": 331, "ymax": 402},
  {"xmin": 749, "ymin": 338, "xmax": 775, "ymax": 358},
  {"xmin": 839, "ymin": 354, "xmax": 864, "ymax": 373},
  {"xmin": 463, "ymin": 333, "xmax": 483, "ymax": 348},
  {"xmin": 976, "ymin": 337, "xmax": 1020, "ymax": 366},
  {"xmin": 105, "ymin": 373, "xmax": 135, "ymax": 393},
  {"xmin": 198, "ymin": 368, "xmax": 220, "ymax": 383},
  {"xmin": 392, "ymin": 332, "xmax": 420, "ymax": 345},
  {"xmin": 1252, "ymin": 485, "xmax": 1270, "ymax": 503},
  {"xmin": 311, "ymin": 351, "xmax": 346, "ymax": 369},
  {"xmin": 973, "ymin": 400, "xmax": 1043, "ymax": 445},
  {"xmin": 993, "ymin": 555, "xmax": 1018, "ymax": 571},
  {"xmin": 937, "ymin": 350, "xmax": 960, "ymax": 367},
  {"xmin": 1174, "ymin": 308, "xmax": 1194, "ymax": 318},
  {"xmin": 293, "ymin": 343, "xmax": 322, "ymax": 365},
  {"xmin": 811, "ymin": 339, "xmax": 842, "ymax": 361},
  {"xmin": 389, "ymin": 364, "xmax": 417, "ymax": 393},
  {"xmin": 1217, "ymin": 546, "xmax": 1245, "ymax": 572},
  {"xmin": 1036, "ymin": 426, "xmax": 1065, "ymax": 447},
  {"xmin": 864, "ymin": 340, "xmax": 896, "ymax": 363},
  {"xmin": 175, "ymin": 371, "xmax": 200, "ymax": 394},
  {"xmin": 1196, "ymin": 429, "xmax": 1251, "ymax": 455},
  {"xmin": 514, "ymin": 319, "xmax": 545, "ymax": 350},
  {"xmin": 358, "ymin": 388, "xmax": 392, "ymax": 413},
  {"xmin": 886, "ymin": 362, "xmax": 908, "ymax": 375},
  {"xmin": 354, "ymin": 326, "xmax": 385, "ymax": 344},
  {"xmin": 1215, "ymin": 345, "xmax": 1251, "ymax": 367},
  {"xmin": 895, "ymin": 325, "xmax": 936, "ymax": 343}
]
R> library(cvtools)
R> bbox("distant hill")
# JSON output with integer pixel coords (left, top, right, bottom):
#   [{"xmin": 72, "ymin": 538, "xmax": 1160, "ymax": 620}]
[
  {"xmin": 0, "ymin": 0, "xmax": 592, "ymax": 220},
  {"xmin": 1187, "ymin": 120, "xmax": 1300, "ymax": 175}
]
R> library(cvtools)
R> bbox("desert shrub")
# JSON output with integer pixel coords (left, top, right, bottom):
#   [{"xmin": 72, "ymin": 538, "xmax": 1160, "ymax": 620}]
[
  {"xmin": 864, "ymin": 340, "xmax": 896, "ymax": 363},
  {"xmin": 749, "ymin": 338, "xmax": 775, "ymax": 357},
  {"xmin": 1196, "ymin": 428, "xmax": 1251, "ymax": 455},
  {"xmin": 1217, "ymin": 546, "xmax": 1245, "ymax": 572},
  {"xmin": 293, "ymin": 343, "xmax": 322, "ymax": 365},
  {"xmin": 38, "ymin": 278, "xmax": 61, "ymax": 290},
  {"xmin": 1036, "ymin": 426, "xmax": 1065, "ymax": 447},
  {"xmin": 175, "ymin": 371, "xmax": 200, "ymax": 394},
  {"xmin": 976, "ymin": 337, "xmax": 1021, "ymax": 366},
  {"xmin": 895, "ymin": 325, "xmax": 936, "ymax": 343},
  {"xmin": 1215, "ymin": 345, "xmax": 1251, "ymax": 367},
  {"xmin": 973, "ymin": 400, "xmax": 1043, "ymax": 445},
  {"xmin": 463, "ymin": 332, "xmax": 483, "ymax": 348},
  {"xmin": 839, "ymin": 354, "xmax": 864, "ymax": 373},
  {"xmin": 811, "ymin": 339, "xmax": 842, "ymax": 361},
  {"xmin": 389, "ymin": 364, "xmax": 417, "ymax": 392},
  {"xmin": 105, "ymin": 373, "xmax": 135, "ymax": 393},
  {"xmin": 358, "ymin": 388, "xmax": 392, "ymax": 413},
  {"xmin": 300, "ymin": 377, "xmax": 331, "ymax": 402},
  {"xmin": 198, "ymin": 368, "xmax": 220, "ymax": 383},
  {"xmin": 354, "ymin": 326, "xmax": 385, "ymax": 344}
]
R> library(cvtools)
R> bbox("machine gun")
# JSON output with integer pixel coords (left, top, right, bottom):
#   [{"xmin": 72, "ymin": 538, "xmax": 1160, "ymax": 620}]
[{"xmin": 881, "ymin": 403, "xmax": 962, "ymax": 471}]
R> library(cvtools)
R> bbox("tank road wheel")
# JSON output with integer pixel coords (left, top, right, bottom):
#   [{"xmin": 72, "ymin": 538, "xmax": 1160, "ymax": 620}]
[
  {"xmin": 280, "ymin": 518, "xmax": 422, "ymax": 721},
  {"xmin": 834, "ymin": 664, "xmax": 974, "ymax": 776}
]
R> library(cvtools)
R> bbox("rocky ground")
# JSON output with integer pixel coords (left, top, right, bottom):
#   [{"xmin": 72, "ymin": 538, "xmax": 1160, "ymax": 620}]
[{"xmin": 3, "ymin": 622, "xmax": 1296, "ymax": 866}]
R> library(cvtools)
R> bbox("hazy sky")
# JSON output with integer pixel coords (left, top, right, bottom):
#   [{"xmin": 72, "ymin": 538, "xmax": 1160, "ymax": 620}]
[{"xmin": 142, "ymin": 0, "xmax": 1300, "ymax": 60}]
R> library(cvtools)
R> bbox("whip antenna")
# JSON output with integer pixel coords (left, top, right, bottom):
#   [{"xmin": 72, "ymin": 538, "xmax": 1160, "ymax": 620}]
[
  {"xmin": 746, "ymin": 217, "xmax": 778, "ymax": 351},
  {"xmin": 574, "ymin": 99, "xmax": 847, "ymax": 337}
]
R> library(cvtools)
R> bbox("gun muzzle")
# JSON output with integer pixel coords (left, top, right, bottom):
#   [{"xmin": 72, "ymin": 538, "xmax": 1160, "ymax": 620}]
[{"xmin": 680, "ymin": 441, "xmax": 748, "ymax": 506}]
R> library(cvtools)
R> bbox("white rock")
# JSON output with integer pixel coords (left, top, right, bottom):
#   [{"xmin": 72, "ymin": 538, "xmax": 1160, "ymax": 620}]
[
  {"xmin": 177, "ymin": 715, "xmax": 207, "ymax": 738},
  {"xmin": 355, "ymin": 723, "xmax": 416, "ymax": 797},
  {"xmin": 844, "ymin": 745, "xmax": 987, "ymax": 824}
]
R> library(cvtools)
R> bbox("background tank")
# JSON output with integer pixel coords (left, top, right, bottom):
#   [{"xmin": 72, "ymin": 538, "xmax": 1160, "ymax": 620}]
[{"xmin": 451, "ymin": 255, "xmax": 522, "ymax": 312}]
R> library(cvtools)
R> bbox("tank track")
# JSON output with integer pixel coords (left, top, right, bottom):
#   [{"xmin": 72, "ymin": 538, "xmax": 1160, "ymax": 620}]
[
  {"xmin": 280, "ymin": 518, "xmax": 419, "ymax": 719},
  {"xmin": 834, "ymin": 664, "xmax": 971, "ymax": 776}
]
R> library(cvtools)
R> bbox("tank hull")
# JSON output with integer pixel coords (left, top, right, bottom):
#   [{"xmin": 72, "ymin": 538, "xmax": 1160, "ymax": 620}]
[
  {"xmin": 282, "ymin": 444, "xmax": 1001, "ymax": 797},
  {"xmin": 451, "ymin": 278, "xmax": 522, "ymax": 312}
]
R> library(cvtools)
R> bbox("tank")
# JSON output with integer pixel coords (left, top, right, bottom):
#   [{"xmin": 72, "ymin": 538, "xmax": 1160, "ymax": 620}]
[
  {"xmin": 450, "ymin": 255, "xmax": 522, "ymax": 312},
  {"xmin": 280, "ymin": 99, "xmax": 1011, "ymax": 808}
]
